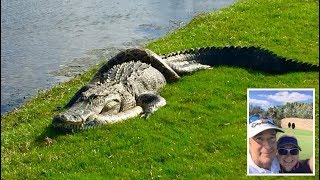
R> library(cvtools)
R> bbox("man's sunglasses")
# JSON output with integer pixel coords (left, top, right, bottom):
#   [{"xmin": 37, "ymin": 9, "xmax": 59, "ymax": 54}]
[
  {"xmin": 249, "ymin": 115, "xmax": 273, "ymax": 124},
  {"xmin": 278, "ymin": 148, "xmax": 299, "ymax": 155}
]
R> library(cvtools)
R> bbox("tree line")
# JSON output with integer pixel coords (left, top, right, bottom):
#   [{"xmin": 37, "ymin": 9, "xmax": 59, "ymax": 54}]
[{"xmin": 249, "ymin": 102, "xmax": 313, "ymax": 127}]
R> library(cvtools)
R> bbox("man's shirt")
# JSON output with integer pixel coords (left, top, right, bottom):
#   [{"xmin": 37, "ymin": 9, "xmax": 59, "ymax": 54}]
[{"xmin": 248, "ymin": 154, "xmax": 280, "ymax": 174}]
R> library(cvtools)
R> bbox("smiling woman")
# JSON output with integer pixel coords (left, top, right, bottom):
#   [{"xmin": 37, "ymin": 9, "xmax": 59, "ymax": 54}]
[{"xmin": 277, "ymin": 135, "xmax": 313, "ymax": 173}]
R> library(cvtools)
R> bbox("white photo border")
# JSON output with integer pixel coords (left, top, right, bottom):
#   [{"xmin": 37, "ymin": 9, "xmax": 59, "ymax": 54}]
[{"xmin": 246, "ymin": 88, "xmax": 315, "ymax": 176}]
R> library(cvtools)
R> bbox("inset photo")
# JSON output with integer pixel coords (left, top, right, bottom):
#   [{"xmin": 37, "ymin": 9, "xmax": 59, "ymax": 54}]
[{"xmin": 247, "ymin": 88, "xmax": 315, "ymax": 176}]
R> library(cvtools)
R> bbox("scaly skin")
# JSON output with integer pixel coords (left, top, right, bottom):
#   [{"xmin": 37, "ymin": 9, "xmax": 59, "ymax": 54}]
[
  {"xmin": 53, "ymin": 46, "xmax": 319, "ymax": 132},
  {"xmin": 53, "ymin": 61, "xmax": 167, "ymax": 132}
]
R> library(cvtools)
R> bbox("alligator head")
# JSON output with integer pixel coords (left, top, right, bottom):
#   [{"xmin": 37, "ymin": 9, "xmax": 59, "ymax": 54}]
[{"xmin": 52, "ymin": 90, "xmax": 126, "ymax": 132}]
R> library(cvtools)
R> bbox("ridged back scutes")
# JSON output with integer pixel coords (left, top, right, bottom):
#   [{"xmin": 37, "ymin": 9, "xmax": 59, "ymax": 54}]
[
  {"xmin": 90, "ymin": 48, "xmax": 152, "ymax": 84},
  {"xmin": 97, "ymin": 61, "xmax": 166, "ymax": 96},
  {"xmin": 90, "ymin": 48, "xmax": 180, "ymax": 84},
  {"xmin": 105, "ymin": 61, "xmax": 150, "ymax": 82},
  {"xmin": 81, "ymin": 81, "xmax": 119, "ymax": 100}
]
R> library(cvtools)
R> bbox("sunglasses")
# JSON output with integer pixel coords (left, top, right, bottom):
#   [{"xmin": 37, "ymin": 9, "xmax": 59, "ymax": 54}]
[{"xmin": 278, "ymin": 148, "xmax": 299, "ymax": 155}]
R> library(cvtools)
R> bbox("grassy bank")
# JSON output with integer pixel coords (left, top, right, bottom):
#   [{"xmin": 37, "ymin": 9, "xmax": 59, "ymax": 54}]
[{"xmin": 1, "ymin": 0, "xmax": 318, "ymax": 179}]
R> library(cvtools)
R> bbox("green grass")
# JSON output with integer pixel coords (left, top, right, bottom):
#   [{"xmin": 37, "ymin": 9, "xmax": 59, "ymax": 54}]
[
  {"xmin": 278, "ymin": 128, "xmax": 313, "ymax": 160},
  {"xmin": 1, "ymin": 0, "xmax": 319, "ymax": 179}
]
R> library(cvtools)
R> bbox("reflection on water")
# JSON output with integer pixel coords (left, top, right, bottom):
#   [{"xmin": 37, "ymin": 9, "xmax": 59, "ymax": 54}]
[{"xmin": 1, "ymin": 0, "xmax": 237, "ymax": 114}]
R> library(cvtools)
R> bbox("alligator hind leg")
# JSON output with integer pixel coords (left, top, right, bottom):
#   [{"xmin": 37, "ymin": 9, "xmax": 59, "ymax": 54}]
[
  {"xmin": 165, "ymin": 55, "xmax": 212, "ymax": 74},
  {"xmin": 171, "ymin": 60, "xmax": 212, "ymax": 74},
  {"xmin": 136, "ymin": 93, "xmax": 166, "ymax": 118}
]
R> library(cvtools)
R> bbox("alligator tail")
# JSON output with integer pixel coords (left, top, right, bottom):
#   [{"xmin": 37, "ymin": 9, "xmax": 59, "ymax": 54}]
[{"xmin": 162, "ymin": 46, "xmax": 319, "ymax": 74}]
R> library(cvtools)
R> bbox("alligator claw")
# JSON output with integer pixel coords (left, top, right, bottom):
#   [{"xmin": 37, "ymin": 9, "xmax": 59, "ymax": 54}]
[{"xmin": 140, "ymin": 113, "xmax": 151, "ymax": 119}]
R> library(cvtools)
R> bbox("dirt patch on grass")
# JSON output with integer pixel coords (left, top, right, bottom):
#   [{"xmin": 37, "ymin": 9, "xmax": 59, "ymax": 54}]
[{"xmin": 280, "ymin": 118, "xmax": 313, "ymax": 131}]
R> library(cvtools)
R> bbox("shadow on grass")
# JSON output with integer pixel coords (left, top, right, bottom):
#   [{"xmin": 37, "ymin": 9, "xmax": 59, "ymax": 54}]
[{"xmin": 34, "ymin": 124, "xmax": 74, "ymax": 147}]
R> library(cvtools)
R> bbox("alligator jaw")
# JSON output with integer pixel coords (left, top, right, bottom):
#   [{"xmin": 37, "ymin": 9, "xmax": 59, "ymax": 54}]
[
  {"xmin": 52, "ymin": 108, "xmax": 100, "ymax": 132},
  {"xmin": 52, "ymin": 106, "xmax": 144, "ymax": 132},
  {"xmin": 52, "ymin": 114, "xmax": 106, "ymax": 132},
  {"xmin": 52, "ymin": 114, "xmax": 85, "ymax": 132}
]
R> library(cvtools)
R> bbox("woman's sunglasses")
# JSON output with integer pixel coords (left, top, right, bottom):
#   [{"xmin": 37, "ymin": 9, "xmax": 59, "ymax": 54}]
[{"xmin": 278, "ymin": 148, "xmax": 299, "ymax": 155}]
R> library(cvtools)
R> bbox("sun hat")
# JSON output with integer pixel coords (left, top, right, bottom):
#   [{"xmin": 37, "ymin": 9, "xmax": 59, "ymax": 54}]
[
  {"xmin": 248, "ymin": 115, "xmax": 284, "ymax": 138},
  {"xmin": 277, "ymin": 135, "xmax": 301, "ymax": 150}
]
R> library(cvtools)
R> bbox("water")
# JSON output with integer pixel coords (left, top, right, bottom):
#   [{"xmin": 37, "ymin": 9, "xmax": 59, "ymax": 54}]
[{"xmin": 1, "ymin": 0, "xmax": 237, "ymax": 114}]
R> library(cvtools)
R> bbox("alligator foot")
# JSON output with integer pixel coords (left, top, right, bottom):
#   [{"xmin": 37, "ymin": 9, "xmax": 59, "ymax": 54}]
[{"xmin": 136, "ymin": 93, "xmax": 166, "ymax": 118}]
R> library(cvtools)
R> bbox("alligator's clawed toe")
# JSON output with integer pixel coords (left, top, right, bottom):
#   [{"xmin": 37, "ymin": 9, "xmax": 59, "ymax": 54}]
[{"xmin": 140, "ymin": 113, "xmax": 151, "ymax": 119}]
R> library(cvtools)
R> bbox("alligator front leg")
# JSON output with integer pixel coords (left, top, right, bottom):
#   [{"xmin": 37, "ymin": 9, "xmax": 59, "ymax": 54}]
[
  {"xmin": 136, "ymin": 93, "xmax": 166, "ymax": 118},
  {"xmin": 88, "ymin": 106, "xmax": 143, "ymax": 124}
]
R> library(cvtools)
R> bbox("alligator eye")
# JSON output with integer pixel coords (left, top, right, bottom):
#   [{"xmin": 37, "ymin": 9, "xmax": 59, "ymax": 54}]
[
  {"xmin": 86, "ymin": 94, "xmax": 99, "ymax": 101},
  {"xmin": 89, "ymin": 94, "xmax": 97, "ymax": 99},
  {"xmin": 52, "ymin": 116, "xmax": 65, "ymax": 123}
]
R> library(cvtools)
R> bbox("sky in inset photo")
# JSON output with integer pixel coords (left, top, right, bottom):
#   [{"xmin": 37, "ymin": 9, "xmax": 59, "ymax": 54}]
[{"xmin": 248, "ymin": 89, "xmax": 314, "ymax": 110}]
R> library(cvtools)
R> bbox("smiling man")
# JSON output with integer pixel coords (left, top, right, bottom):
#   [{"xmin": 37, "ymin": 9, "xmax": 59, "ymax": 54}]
[{"xmin": 248, "ymin": 115, "xmax": 284, "ymax": 174}]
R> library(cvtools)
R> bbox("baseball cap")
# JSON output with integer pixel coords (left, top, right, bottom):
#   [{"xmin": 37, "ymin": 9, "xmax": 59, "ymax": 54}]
[
  {"xmin": 248, "ymin": 115, "xmax": 284, "ymax": 138},
  {"xmin": 277, "ymin": 135, "xmax": 301, "ymax": 150}
]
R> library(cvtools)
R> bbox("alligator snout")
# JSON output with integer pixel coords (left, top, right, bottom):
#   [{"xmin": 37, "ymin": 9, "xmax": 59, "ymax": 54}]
[
  {"xmin": 52, "ymin": 108, "xmax": 98, "ymax": 131},
  {"xmin": 53, "ymin": 113, "xmax": 83, "ymax": 122},
  {"xmin": 52, "ymin": 114, "xmax": 82, "ymax": 131}
]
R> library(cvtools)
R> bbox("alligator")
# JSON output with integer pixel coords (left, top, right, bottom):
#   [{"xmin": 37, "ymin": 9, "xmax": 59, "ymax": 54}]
[{"xmin": 52, "ymin": 46, "xmax": 319, "ymax": 132}]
